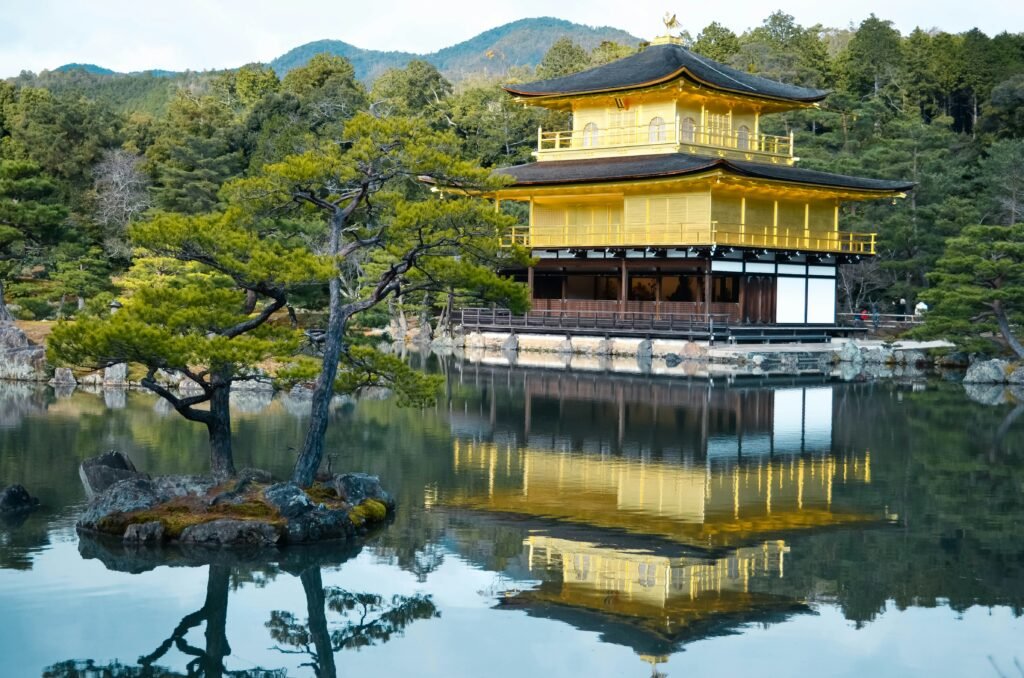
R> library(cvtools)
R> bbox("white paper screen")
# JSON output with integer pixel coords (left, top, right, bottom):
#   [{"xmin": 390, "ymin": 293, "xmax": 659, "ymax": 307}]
[
  {"xmin": 775, "ymin": 277, "xmax": 806, "ymax": 323},
  {"xmin": 807, "ymin": 278, "xmax": 837, "ymax": 324}
]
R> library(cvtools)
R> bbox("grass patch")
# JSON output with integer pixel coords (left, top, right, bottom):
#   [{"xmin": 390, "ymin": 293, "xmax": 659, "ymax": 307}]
[
  {"xmin": 304, "ymin": 483, "xmax": 343, "ymax": 506},
  {"xmin": 14, "ymin": 320, "xmax": 53, "ymax": 345},
  {"xmin": 99, "ymin": 489, "xmax": 286, "ymax": 539}
]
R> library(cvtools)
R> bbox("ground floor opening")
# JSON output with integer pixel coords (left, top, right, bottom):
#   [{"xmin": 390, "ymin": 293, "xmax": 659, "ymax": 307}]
[{"xmin": 514, "ymin": 250, "xmax": 840, "ymax": 326}]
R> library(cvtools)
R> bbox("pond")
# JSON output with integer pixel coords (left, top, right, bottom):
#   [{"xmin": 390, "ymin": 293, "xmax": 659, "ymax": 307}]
[{"xmin": 1, "ymin": 357, "xmax": 1022, "ymax": 677}]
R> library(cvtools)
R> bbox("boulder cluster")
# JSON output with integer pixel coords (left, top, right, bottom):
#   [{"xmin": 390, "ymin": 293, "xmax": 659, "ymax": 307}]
[{"xmin": 77, "ymin": 452, "xmax": 395, "ymax": 548}]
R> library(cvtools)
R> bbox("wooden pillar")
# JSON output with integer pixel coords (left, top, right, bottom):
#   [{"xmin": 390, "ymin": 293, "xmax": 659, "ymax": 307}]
[
  {"xmin": 738, "ymin": 275, "xmax": 746, "ymax": 324},
  {"xmin": 620, "ymin": 259, "xmax": 628, "ymax": 315},
  {"xmin": 654, "ymin": 270, "xmax": 661, "ymax": 319},
  {"xmin": 561, "ymin": 272, "xmax": 567, "ymax": 312},
  {"xmin": 704, "ymin": 258, "xmax": 712, "ymax": 323},
  {"xmin": 527, "ymin": 266, "xmax": 535, "ymax": 302}
]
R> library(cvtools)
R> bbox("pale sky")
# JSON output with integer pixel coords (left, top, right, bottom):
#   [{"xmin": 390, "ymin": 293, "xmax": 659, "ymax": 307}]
[{"xmin": 2, "ymin": 0, "xmax": 1022, "ymax": 78}]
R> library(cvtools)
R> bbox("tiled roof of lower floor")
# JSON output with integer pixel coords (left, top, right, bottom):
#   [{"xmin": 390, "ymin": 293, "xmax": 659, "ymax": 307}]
[{"xmin": 494, "ymin": 154, "xmax": 915, "ymax": 193}]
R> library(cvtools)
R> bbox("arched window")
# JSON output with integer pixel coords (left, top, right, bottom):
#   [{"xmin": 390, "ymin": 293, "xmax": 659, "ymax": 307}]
[
  {"xmin": 582, "ymin": 122, "xmax": 599, "ymax": 147},
  {"xmin": 681, "ymin": 117, "xmax": 697, "ymax": 143},
  {"xmin": 737, "ymin": 125, "xmax": 751, "ymax": 150},
  {"xmin": 648, "ymin": 116, "xmax": 667, "ymax": 143}
]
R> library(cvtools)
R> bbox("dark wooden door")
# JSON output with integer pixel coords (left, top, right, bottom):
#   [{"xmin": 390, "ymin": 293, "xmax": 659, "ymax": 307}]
[{"xmin": 742, "ymin": 275, "xmax": 776, "ymax": 324}]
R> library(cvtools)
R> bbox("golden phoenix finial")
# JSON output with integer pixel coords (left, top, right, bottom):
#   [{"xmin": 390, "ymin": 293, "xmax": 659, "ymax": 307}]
[{"xmin": 663, "ymin": 12, "xmax": 680, "ymax": 32}]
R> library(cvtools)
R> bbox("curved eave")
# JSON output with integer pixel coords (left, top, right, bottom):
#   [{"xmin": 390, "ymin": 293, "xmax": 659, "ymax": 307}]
[
  {"xmin": 503, "ymin": 67, "xmax": 829, "ymax": 106},
  {"xmin": 493, "ymin": 158, "xmax": 914, "ymax": 200}
]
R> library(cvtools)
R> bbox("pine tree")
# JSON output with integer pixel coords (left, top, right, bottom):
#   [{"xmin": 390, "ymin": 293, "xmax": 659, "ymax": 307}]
[
  {"xmin": 227, "ymin": 112, "xmax": 529, "ymax": 486},
  {"xmin": 146, "ymin": 93, "xmax": 244, "ymax": 214},
  {"xmin": 919, "ymin": 224, "xmax": 1024, "ymax": 357},
  {"xmin": 48, "ymin": 209, "xmax": 329, "ymax": 477}
]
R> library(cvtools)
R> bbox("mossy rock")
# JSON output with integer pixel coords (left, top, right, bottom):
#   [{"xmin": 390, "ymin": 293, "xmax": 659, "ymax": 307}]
[{"xmin": 349, "ymin": 499, "xmax": 388, "ymax": 527}]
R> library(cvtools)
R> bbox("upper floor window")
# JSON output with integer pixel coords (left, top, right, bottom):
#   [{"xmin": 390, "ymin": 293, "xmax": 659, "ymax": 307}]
[
  {"xmin": 681, "ymin": 117, "xmax": 697, "ymax": 143},
  {"xmin": 737, "ymin": 125, "xmax": 751, "ymax": 151},
  {"xmin": 648, "ymin": 116, "xmax": 667, "ymax": 143},
  {"xmin": 582, "ymin": 122, "xmax": 599, "ymax": 147}
]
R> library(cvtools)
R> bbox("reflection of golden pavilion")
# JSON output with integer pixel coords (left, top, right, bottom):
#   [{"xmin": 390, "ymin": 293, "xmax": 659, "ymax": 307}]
[
  {"xmin": 525, "ymin": 535, "xmax": 787, "ymax": 610},
  {"xmin": 450, "ymin": 440, "xmax": 876, "ymax": 547},
  {"xmin": 501, "ymin": 534, "xmax": 808, "ymax": 660}
]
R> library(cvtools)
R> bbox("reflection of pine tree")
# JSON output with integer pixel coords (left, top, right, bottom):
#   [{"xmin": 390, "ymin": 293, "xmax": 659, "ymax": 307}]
[{"xmin": 266, "ymin": 566, "xmax": 439, "ymax": 675}]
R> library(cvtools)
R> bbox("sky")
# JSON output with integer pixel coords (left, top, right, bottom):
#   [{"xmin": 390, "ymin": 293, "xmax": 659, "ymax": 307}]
[{"xmin": 2, "ymin": 0, "xmax": 1022, "ymax": 78}]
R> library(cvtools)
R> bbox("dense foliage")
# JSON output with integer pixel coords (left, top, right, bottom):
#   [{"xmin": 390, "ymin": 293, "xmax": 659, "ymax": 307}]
[{"xmin": 6, "ymin": 10, "xmax": 1024, "ymax": 358}]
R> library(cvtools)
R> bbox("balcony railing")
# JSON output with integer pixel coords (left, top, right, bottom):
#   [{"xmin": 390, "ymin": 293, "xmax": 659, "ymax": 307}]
[
  {"xmin": 537, "ymin": 122, "xmax": 794, "ymax": 159},
  {"xmin": 502, "ymin": 222, "xmax": 875, "ymax": 255}
]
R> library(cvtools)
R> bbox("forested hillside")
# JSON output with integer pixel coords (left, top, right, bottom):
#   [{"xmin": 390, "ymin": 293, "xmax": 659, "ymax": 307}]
[
  {"xmin": 1, "ymin": 11, "xmax": 1023, "ymax": 348},
  {"xmin": 11, "ymin": 17, "xmax": 638, "ymax": 115}
]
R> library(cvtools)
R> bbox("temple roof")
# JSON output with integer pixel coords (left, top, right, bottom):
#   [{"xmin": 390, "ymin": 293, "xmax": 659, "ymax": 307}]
[
  {"xmin": 499, "ymin": 592, "xmax": 810, "ymax": 656},
  {"xmin": 504, "ymin": 43, "xmax": 829, "ymax": 103},
  {"xmin": 495, "ymin": 153, "xmax": 916, "ymax": 193}
]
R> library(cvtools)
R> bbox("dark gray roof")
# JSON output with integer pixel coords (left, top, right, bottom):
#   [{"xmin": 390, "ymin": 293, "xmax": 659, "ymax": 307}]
[
  {"xmin": 505, "ymin": 43, "xmax": 828, "ymax": 103},
  {"xmin": 495, "ymin": 154, "xmax": 915, "ymax": 193}
]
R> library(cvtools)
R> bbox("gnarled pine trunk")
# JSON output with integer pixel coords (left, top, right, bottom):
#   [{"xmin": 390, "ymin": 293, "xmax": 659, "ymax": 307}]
[
  {"xmin": 207, "ymin": 374, "xmax": 236, "ymax": 479},
  {"xmin": 292, "ymin": 277, "xmax": 347, "ymax": 487}
]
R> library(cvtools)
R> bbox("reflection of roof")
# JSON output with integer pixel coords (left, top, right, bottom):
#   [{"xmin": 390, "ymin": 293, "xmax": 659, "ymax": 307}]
[
  {"xmin": 449, "ymin": 495, "xmax": 880, "ymax": 548},
  {"xmin": 495, "ymin": 153, "xmax": 916, "ymax": 193},
  {"xmin": 499, "ymin": 590, "xmax": 810, "ymax": 656},
  {"xmin": 503, "ymin": 43, "xmax": 828, "ymax": 103}
]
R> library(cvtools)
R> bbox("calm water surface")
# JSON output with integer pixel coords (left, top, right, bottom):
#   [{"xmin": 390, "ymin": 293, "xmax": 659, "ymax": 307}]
[{"xmin": 1, "ymin": 357, "xmax": 1022, "ymax": 677}]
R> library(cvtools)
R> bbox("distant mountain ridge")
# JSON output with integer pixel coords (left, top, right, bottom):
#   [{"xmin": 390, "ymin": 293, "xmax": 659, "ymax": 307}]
[
  {"xmin": 269, "ymin": 17, "xmax": 640, "ymax": 81},
  {"xmin": 54, "ymin": 63, "xmax": 116, "ymax": 76},
  {"xmin": 52, "ymin": 17, "xmax": 640, "ymax": 83}
]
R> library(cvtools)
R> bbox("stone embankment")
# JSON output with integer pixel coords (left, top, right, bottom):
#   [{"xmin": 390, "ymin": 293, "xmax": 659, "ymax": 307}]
[
  {"xmin": 0, "ymin": 323, "xmax": 46, "ymax": 381},
  {"xmin": 448, "ymin": 330, "xmax": 955, "ymax": 378},
  {"xmin": 77, "ymin": 452, "xmax": 395, "ymax": 548}
]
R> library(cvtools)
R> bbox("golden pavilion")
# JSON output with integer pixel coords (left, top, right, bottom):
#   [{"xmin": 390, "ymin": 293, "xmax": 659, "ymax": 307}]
[{"xmin": 483, "ymin": 32, "xmax": 913, "ymax": 339}]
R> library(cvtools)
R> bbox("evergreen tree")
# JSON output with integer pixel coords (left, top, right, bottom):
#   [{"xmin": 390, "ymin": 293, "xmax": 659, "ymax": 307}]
[
  {"xmin": 589, "ymin": 41, "xmax": 636, "ymax": 66},
  {"xmin": 977, "ymin": 139, "xmax": 1024, "ymax": 225},
  {"xmin": 369, "ymin": 60, "xmax": 452, "ymax": 127},
  {"xmin": 0, "ymin": 160, "xmax": 67, "ymax": 320},
  {"xmin": 919, "ymin": 223, "xmax": 1024, "ymax": 357},
  {"xmin": 982, "ymin": 75, "xmax": 1024, "ymax": 138},
  {"xmin": 146, "ymin": 93, "xmax": 245, "ymax": 214},
  {"xmin": 48, "ymin": 209, "xmax": 329, "ymax": 476},
  {"xmin": 448, "ymin": 83, "xmax": 547, "ymax": 167},
  {"xmin": 227, "ymin": 112, "xmax": 529, "ymax": 486},
  {"xmin": 693, "ymin": 22, "xmax": 741, "ymax": 63},
  {"xmin": 842, "ymin": 14, "xmax": 903, "ymax": 98},
  {"xmin": 535, "ymin": 38, "xmax": 590, "ymax": 80},
  {"xmin": 0, "ymin": 87, "xmax": 122, "ymax": 206}
]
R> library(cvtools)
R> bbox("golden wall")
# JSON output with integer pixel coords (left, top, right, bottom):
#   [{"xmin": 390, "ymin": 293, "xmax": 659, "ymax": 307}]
[{"xmin": 527, "ymin": 191, "xmax": 839, "ymax": 249}]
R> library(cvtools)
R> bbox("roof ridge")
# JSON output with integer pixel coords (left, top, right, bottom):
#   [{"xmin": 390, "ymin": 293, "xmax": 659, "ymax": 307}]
[{"xmin": 681, "ymin": 48, "xmax": 759, "ymax": 93}]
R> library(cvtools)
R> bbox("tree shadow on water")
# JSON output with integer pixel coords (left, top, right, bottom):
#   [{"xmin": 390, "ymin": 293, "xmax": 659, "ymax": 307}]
[
  {"xmin": 266, "ymin": 567, "xmax": 439, "ymax": 677},
  {"xmin": 44, "ymin": 537, "xmax": 438, "ymax": 677}
]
